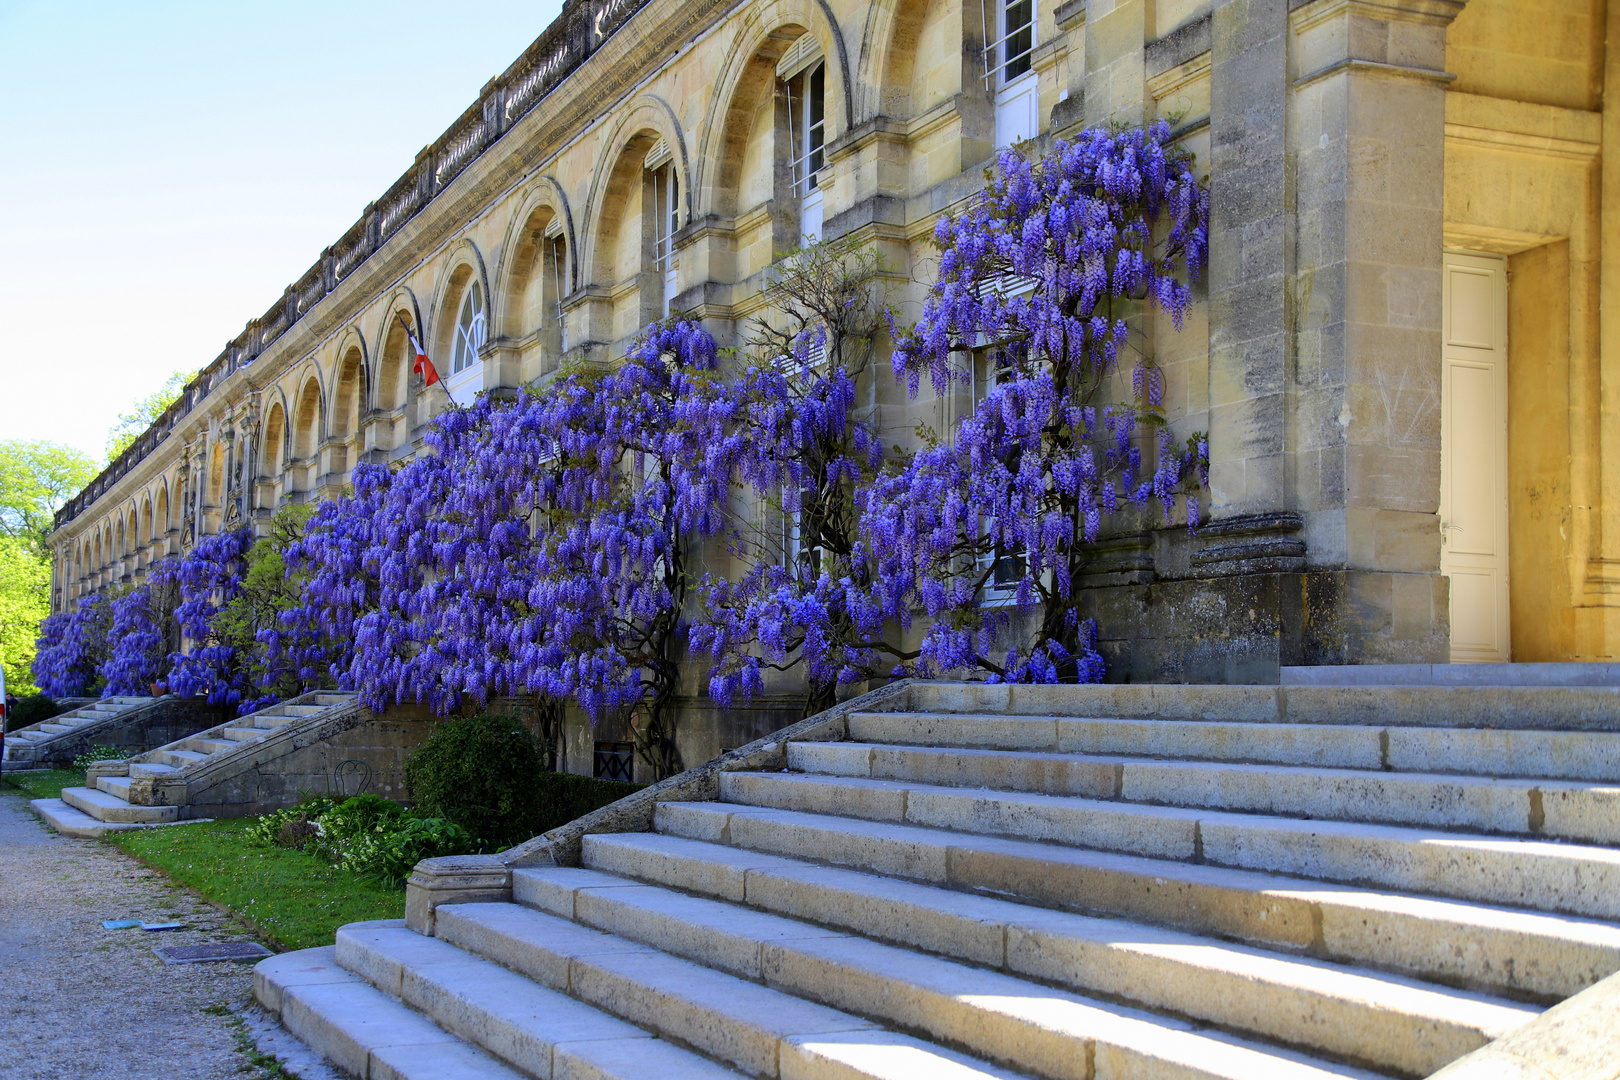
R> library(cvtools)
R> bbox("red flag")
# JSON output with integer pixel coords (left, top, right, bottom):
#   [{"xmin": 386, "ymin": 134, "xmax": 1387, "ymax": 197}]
[{"xmin": 400, "ymin": 314, "xmax": 439, "ymax": 386}]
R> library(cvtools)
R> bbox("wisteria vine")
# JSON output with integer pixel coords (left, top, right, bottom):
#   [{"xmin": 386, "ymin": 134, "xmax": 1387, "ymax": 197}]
[{"xmin": 35, "ymin": 124, "xmax": 1212, "ymax": 742}]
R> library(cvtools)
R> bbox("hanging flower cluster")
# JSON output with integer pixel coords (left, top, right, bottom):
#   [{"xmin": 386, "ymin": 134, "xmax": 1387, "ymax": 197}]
[
  {"xmin": 31, "ymin": 593, "xmax": 112, "ymax": 699},
  {"xmin": 99, "ymin": 581, "xmax": 170, "ymax": 697},
  {"xmin": 869, "ymin": 120, "xmax": 1211, "ymax": 682},
  {"xmin": 162, "ymin": 526, "xmax": 256, "ymax": 708}
]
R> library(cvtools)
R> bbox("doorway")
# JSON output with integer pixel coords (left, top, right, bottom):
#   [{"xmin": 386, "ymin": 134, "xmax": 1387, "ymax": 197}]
[{"xmin": 1440, "ymin": 250, "xmax": 1510, "ymax": 662}]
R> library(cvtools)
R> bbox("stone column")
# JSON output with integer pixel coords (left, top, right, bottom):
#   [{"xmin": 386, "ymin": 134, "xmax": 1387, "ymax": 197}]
[{"xmin": 1285, "ymin": 0, "xmax": 1465, "ymax": 663}]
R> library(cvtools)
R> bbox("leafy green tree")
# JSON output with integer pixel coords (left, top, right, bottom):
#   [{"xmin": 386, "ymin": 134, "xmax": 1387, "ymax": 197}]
[
  {"xmin": 0, "ymin": 439, "xmax": 100, "ymax": 556},
  {"xmin": 106, "ymin": 370, "xmax": 197, "ymax": 460},
  {"xmin": 0, "ymin": 536, "xmax": 51, "ymax": 695}
]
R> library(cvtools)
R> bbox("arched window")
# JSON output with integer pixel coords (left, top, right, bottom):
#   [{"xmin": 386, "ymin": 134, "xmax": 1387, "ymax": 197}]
[{"xmin": 451, "ymin": 282, "xmax": 486, "ymax": 375}]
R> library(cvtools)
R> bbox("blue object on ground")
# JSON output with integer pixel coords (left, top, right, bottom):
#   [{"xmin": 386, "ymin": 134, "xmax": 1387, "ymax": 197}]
[
  {"xmin": 101, "ymin": 919, "xmax": 142, "ymax": 929},
  {"xmin": 139, "ymin": 921, "xmax": 184, "ymax": 931}
]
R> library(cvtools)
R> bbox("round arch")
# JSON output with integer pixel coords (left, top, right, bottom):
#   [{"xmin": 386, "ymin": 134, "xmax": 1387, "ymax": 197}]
[
  {"xmin": 491, "ymin": 176, "xmax": 578, "ymax": 341},
  {"xmin": 855, "ymin": 0, "xmax": 936, "ymax": 122},
  {"xmin": 579, "ymin": 95, "xmax": 690, "ymax": 289},
  {"xmin": 693, "ymin": 1, "xmax": 853, "ymax": 217},
  {"xmin": 426, "ymin": 237, "xmax": 492, "ymax": 374},
  {"xmin": 290, "ymin": 369, "xmax": 326, "ymax": 461}
]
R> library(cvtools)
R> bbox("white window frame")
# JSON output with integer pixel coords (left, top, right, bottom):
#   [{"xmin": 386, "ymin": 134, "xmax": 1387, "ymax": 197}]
[
  {"xmin": 785, "ymin": 60, "xmax": 826, "ymax": 243},
  {"xmin": 450, "ymin": 281, "xmax": 486, "ymax": 375},
  {"xmin": 544, "ymin": 221, "xmax": 569, "ymax": 355},
  {"xmin": 965, "ymin": 271, "xmax": 1039, "ymax": 603},
  {"xmin": 651, "ymin": 164, "xmax": 679, "ymax": 316},
  {"xmin": 983, "ymin": 0, "xmax": 1038, "ymax": 147}
]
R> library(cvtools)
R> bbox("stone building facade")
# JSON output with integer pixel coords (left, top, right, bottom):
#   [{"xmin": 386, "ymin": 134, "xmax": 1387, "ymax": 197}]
[{"xmin": 47, "ymin": 0, "xmax": 1620, "ymax": 765}]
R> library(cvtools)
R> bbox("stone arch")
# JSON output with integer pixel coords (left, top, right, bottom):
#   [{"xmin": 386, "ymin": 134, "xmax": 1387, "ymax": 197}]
[
  {"xmin": 332, "ymin": 325, "xmax": 370, "ymax": 409},
  {"xmin": 374, "ymin": 287, "xmax": 423, "ymax": 414},
  {"xmin": 208, "ymin": 443, "xmax": 225, "ymax": 507},
  {"xmin": 156, "ymin": 483, "xmax": 170, "ymax": 537},
  {"xmin": 93, "ymin": 532, "xmax": 102, "ymax": 572},
  {"xmin": 428, "ymin": 238, "xmax": 492, "ymax": 375},
  {"xmin": 126, "ymin": 507, "xmax": 138, "ymax": 555},
  {"xmin": 332, "ymin": 345, "xmax": 367, "ymax": 439},
  {"xmin": 856, "ymin": 0, "xmax": 937, "ymax": 121},
  {"xmin": 492, "ymin": 177, "xmax": 578, "ymax": 341},
  {"xmin": 580, "ymin": 97, "xmax": 690, "ymax": 289},
  {"xmin": 115, "ymin": 516, "xmax": 126, "ymax": 560},
  {"xmin": 141, "ymin": 497, "xmax": 154, "ymax": 546},
  {"xmin": 694, "ymin": 2, "xmax": 853, "ymax": 218},
  {"xmin": 291, "ymin": 374, "xmax": 324, "ymax": 460},
  {"xmin": 261, "ymin": 399, "xmax": 287, "ymax": 476}
]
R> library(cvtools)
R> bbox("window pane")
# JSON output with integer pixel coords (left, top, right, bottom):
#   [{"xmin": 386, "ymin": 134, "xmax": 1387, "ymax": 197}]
[{"xmin": 1004, "ymin": 0, "xmax": 1033, "ymax": 82}]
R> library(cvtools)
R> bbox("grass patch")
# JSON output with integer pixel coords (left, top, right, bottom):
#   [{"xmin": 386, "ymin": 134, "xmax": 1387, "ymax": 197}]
[
  {"xmin": 0, "ymin": 768, "xmax": 82, "ymax": 801},
  {"xmin": 110, "ymin": 818, "xmax": 403, "ymax": 951}
]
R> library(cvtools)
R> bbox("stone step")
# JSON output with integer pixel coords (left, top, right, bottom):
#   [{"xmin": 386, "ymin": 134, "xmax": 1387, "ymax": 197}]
[
  {"xmin": 337, "ymin": 918, "xmax": 1019, "ymax": 1080},
  {"xmin": 253, "ymin": 947, "xmax": 531, "ymax": 1080},
  {"xmin": 29, "ymin": 798, "xmax": 161, "ymax": 838},
  {"xmin": 790, "ymin": 742, "xmax": 1620, "ymax": 843},
  {"xmin": 251, "ymin": 715, "xmax": 299, "ymax": 729},
  {"xmin": 94, "ymin": 775, "xmax": 134, "ymax": 800},
  {"xmin": 421, "ymin": 902, "xmax": 1380, "ymax": 1080},
  {"xmin": 907, "ymin": 682, "xmax": 1620, "ymax": 731},
  {"xmin": 220, "ymin": 727, "xmax": 264, "ymax": 742},
  {"xmin": 60, "ymin": 785, "xmax": 179, "ymax": 824},
  {"xmin": 649, "ymin": 801, "xmax": 1620, "ymax": 999},
  {"xmin": 714, "ymin": 772, "xmax": 1620, "ymax": 919},
  {"xmin": 127, "ymin": 762, "xmax": 178, "ymax": 779},
  {"xmin": 37, "ymin": 723, "xmax": 74, "ymax": 734},
  {"xmin": 279, "ymin": 705, "xmax": 326, "ymax": 716},
  {"xmin": 183, "ymin": 738, "xmax": 235, "ymax": 755},
  {"xmin": 158, "ymin": 749, "xmax": 208, "ymax": 767},
  {"xmin": 518, "ymin": 862, "xmax": 1534, "ymax": 1076},
  {"xmin": 848, "ymin": 712, "xmax": 1620, "ymax": 783}
]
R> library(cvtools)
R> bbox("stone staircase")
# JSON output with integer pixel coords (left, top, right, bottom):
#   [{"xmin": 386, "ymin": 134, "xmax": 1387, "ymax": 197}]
[
  {"xmin": 33, "ymin": 692, "xmax": 362, "ymax": 837},
  {"xmin": 2, "ymin": 696, "xmax": 155, "ymax": 768},
  {"xmin": 255, "ymin": 679, "xmax": 1620, "ymax": 1080}
]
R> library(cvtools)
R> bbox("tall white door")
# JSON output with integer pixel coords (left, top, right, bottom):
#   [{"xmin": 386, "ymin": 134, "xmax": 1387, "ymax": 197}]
[{"xmin": 1440, "ymin": 251, "xmax": 1511, "ymax": 662}]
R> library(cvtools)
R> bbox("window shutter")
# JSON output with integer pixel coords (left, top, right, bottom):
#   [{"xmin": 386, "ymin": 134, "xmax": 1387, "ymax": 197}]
[
  {"xmin": 643, "ymin": 138, "xmax": 673, "ymax": 171},
  {"xmin": 776, "ymin": 34, "xmax": 823, "ymax": 81}
]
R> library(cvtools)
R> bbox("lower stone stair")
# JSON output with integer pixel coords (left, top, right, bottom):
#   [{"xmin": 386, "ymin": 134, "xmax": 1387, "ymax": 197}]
[
  {"xmin": 2, "ymin": 696, "xmax": 154, "ymax": 768},
  {"xmin": 257, "ymin": 679, "xmax": 1620, "ymax": 1079},
  {"xmin": 33, "ymin": 692, "xmax": 362, "ymax": 837}
]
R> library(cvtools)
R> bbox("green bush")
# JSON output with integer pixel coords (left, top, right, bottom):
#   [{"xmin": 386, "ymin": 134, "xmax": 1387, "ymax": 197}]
[
  {"xmin": 7, "ymin": 694, "xmax": 63, "ymax": 731},
  {"xmin": 405, "ymin": 714, "xmax": 546, "ymax": 848},
  {"xmin": 337, "ymin": 815, "xmax": 474, "ymax": 886},
  {"xmin": 247, "ymin": 793, "xmax": 476, "ymax": 886},
  {"xmin": 72, "ymin": 744, "xmax": 130, "ymax": 770}
]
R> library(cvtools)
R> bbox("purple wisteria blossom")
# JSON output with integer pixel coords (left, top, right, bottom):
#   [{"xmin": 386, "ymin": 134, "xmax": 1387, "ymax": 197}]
[
  {"xmin": 870, "ymin": 121, "xmax": 1211, "ymax": 683},
  {"xmin": 164, "ymin": 526, "xmax": 256, "ymax": 709},
  {"xmin": 100, "ymin": 577, "xmax": 174, "ymax": 697},
  {"xmin": 31, "ymin": 593, "xmax": 111, "ymax": 699}
]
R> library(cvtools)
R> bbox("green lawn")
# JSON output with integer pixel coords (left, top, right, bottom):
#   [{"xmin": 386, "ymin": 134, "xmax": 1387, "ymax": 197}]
[
  {"xmin": 109, "ymin": 818, "xmax": 404, "ymax": 951},
  {"xmin": 0, "ymin": 768, "xmax": 82, "ymax": 801}
]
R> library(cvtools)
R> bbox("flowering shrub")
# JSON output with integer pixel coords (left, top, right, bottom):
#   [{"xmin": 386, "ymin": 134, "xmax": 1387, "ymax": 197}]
[
  {"xmin": 690, "ymin": 242, "xmax": 907, "ymax": 713},
  {"xmin": 163, "ymin": 526, "xmax": 255, "ymax": 708},
  {"xmin": 865, "ymin": 121, "xmax": 1211, "ymax": 682},
  {"xmin": 31, "ymin": 592, "xmax": 111, "ymax": 698},
  {"xmin": 100, "ymin": 577, "xmax": 174, "ymax": 697}
]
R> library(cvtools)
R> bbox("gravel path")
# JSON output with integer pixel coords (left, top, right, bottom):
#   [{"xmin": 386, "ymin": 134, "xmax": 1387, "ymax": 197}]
[{"xmin": 0, "ymin": 790, "xmax": 316, "ymax": 1080}]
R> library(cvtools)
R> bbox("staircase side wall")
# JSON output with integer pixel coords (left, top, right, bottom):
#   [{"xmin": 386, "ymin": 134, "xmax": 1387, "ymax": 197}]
[
  {"xmin": 179, "ymin": 709, "xmax": 439, "ymax": 819},
  {"xmin": 20, "ymin": 698, "xmax": 231, "ymax": 767}
]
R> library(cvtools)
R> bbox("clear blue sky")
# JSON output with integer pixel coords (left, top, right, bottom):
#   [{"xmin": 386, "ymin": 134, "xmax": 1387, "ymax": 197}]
[{"xmin": 0, "ymin": 0, "xmax": 563, "ymax": 465}]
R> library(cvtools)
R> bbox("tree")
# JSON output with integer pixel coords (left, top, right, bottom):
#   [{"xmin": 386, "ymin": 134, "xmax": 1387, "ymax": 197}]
[
  {"xmin": 100, "ymin": 578, "xmax": 177, "ymax": 697},
  {"xmin": 865, "ymin": 122, "xmax": 1210, "ymax": 682},
  {"xmin": 0, "ymin": 537, "xmax": 51, "ymax": 695},
  {"xmin": 106, "ymin": 370, "xmax": 197, "ymax": 460},
  {"xmin": 691, "ymin": 240, "xmax": 910, "ymax": 714},
  {"xmin": 0, "ymin": 440, "xmax": 100, "ymax": 556}
]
